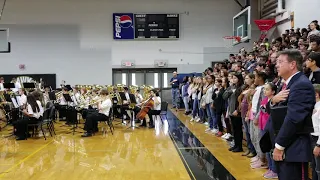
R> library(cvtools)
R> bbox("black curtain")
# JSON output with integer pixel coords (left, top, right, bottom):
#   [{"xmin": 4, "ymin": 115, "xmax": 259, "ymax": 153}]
[{"xmin": 0, "ymin": 74, "xmax": 56, "ymax": 89}]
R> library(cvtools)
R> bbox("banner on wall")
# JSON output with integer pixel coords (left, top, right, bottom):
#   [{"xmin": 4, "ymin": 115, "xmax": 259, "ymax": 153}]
[
  {"xmin": 290, "ymin": 12, "xmax": 294, "ymax": 28},
  {"xmin": 0, "ymin": 74, "xmax": 56, "ymax": 89},
  {"xmin": 113, "ymin": 13, "xmax": 135, "ymax": 40},
  {"xmin": 254, "ymin": 19, "xmax": 276, "ymax": 41}
]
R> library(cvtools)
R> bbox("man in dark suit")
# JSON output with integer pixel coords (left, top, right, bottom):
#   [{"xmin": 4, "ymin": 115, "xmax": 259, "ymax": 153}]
[{"xmin": 271, "ymin": 49, "xmax": 315, "ymax": 180}]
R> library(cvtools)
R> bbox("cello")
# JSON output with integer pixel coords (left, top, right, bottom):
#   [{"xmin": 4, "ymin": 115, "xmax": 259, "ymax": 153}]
[{"xmin": 136, "ymin": 95, "xmax": 154, "ymax": 120}]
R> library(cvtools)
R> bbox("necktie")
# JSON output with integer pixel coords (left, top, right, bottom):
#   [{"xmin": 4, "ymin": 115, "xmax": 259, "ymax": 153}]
[{"xmin": 281, "ymin": 83, "xmax": 287, "ymax": 91}]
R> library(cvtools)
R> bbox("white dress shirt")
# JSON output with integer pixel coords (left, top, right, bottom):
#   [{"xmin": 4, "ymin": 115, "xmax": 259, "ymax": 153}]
[
  {"xmin": 275, "ymin": 71, "xmax": 300, "ymax": 151},
  {"xmin": 20, "ymin": 94, "xmax": 27, "ymax": 106},
  {"xmin": 12, "ymin": 82, "xmax": 21, "ymax": 92},
  {"xmin": 27, "ymin": 100, "xmax": 44, "ymax": 119},
  {"xmin": 135, "ymin": 94, "xmax": 143, "ymax": 104},
  {"xmin": 152, "ymin": 96, "xmax": 161, "ymax": 110},
  {"xmin": 311, "ymin": 102, "xmax": 320, "ymax": 145},
  {"xmin": 71, "ymin": 93, "xmax": 80, "ymax": 106},
  {"xmin": 99, "ymin": 98, "xmax": 112, "ymax": 117},
  {"xmin": 59, "ymin": 95, "xmax": 67, "ymax": 105},
  {"xmin": 0, "ymin": 83, "xmax": 4, "ymax": 91}
]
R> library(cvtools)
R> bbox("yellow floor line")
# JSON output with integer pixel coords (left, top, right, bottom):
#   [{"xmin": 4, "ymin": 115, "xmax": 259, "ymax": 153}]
[{"xmin": 0, "ymin": 139, "xmax": 54, "ymax": 178}]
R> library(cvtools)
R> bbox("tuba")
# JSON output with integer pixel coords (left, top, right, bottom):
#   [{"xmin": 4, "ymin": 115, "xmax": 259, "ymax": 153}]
[
  {"xmin": 129, "ymin": 85, "xmax": 138, "ymax": 94},
  {"xmin": 106, "ymin": 85, "xmax": 114, "ymax": 98},
  {"xmin": 117, "ymin": 84, "xmax": 125, "ymax": 92}
]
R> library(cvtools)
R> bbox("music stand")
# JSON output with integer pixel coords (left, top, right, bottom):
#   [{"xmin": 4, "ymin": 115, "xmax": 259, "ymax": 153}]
[
  {"xmin": 2, "ymin": 94, "xmax": 13, "ymax": 129},
  {"xmin": 63, "ymin": 93, "xmax": 81, "ymax": 135},
  {"xmin": 48, "ymin": 92, "xmax": 57, "ymax": 122},
  {"xmin": 126, "ymin": 94, "xmax": 139, "ymax": 130},
  {"xmin": 49, "ymin": 92, "xmax": 56, "ymax": 101},
  {"xmin": 3, "ymin": 83, "xmax": 15, "ymax": 89},
  {"xmin": 23, "ymin": 83, "xmax": 35, "ymax": 89},
  {"xmin": 60, "ymin": 94, "xmax": 71, "ymax": 125},
  {"xmin": 4, "ymin": 94, "xmax": 12, "ymax": 102}
]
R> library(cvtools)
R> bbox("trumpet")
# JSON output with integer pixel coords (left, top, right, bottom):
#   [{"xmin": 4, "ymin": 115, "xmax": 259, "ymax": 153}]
[{"xmin": 88, "ymin": 97, "xmax": 104, "ymax": 106}]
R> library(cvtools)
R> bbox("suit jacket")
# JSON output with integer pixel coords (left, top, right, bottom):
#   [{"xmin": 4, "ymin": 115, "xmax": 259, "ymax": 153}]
[{"xmin": 268, "ymin": 72, "xmax": 315, "ymax": 162}]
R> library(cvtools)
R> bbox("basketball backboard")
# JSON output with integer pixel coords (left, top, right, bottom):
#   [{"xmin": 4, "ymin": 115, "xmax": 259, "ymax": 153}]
[
  {"xmin": 233, "ymin": 6, "xmax": 251, "ymax": 45},
  {"xmin": 0, "ymin": 28, "xmax": 10, "ymax": 53}
]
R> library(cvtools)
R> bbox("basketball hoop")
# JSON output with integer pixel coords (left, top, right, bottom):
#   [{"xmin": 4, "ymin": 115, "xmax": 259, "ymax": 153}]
[{"xmin": 222, "ymin": 36, "xmax": 241, "ymax": 48}]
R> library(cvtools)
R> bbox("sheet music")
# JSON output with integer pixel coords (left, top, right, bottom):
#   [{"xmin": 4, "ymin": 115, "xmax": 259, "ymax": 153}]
[{"xmin": 11, "ymin": 98, "xmax": 19, "ymax": 108}]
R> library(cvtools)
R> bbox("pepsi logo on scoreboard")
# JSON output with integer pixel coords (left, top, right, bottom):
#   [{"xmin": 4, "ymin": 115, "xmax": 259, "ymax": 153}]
[{"xmin": 113, "ymin": 13, "xmax": 134, "ymax": 40}]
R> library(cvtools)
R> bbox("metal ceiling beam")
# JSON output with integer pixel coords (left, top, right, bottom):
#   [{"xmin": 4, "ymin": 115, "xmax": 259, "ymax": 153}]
[{"xmin": 233, "ymin": 0, "xmax": 244, "ymax": 9}]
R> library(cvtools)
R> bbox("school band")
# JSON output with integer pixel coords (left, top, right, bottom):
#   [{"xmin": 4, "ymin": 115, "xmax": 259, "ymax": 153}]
[{"xmin": 0, "ymin": 80, "xmax": 162, "ymax": 140}]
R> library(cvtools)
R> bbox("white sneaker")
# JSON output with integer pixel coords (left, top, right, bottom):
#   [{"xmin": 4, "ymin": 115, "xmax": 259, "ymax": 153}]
[
  {"xmin": 250, "ymin": 156, "xmax": 259, "ymax": 163},
  {"xmin": 195, "ymin": 117, "xmax": 200, "ymax": 122},
  {"xmin": 211, "ymin": 129, "xmax": 218, "ymax": 134},
  {"xmin": 204, "ymin": 122, "xmax": 209, "ymax": 126},
  {"xmin": 205, "ymin": 128, "xmax": 211, "ymax": 132},
  {"xmin": 224, "ymin": 133, "xmax": 232, "ymax": 139},
  {"xmin": 221, "ymin": 133, "xmax": 228, "ymax": 139},
  {"xmin": 190, "ymin": 118, "xmax": 194, "ymax": 122}
]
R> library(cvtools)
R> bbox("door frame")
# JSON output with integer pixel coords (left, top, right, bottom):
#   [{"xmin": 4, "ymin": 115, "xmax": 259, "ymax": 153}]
[{"xmin": 112, "ymin": 68, "xmax": 177, "ymax": 89}]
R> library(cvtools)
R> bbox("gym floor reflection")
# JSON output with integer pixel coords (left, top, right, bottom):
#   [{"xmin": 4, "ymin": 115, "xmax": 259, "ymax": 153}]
[
  {"xmin": 0, "ymin": 110, "xmax": 238, "ymax": 180},
  {"xmin": 0, "ymin": 118, "xmax": 190, "ymax": 179}
]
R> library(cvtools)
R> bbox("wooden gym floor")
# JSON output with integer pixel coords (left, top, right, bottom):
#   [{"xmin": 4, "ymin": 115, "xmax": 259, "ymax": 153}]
[{"xmin": 0, "ymin": 107, "xmax": 271, "ymax": 180}]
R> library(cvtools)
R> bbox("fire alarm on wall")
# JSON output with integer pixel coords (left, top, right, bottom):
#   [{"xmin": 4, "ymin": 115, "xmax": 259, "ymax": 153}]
[{"xmin": 19, "ymin": 64, "xmax": 25, "ymax": 70}]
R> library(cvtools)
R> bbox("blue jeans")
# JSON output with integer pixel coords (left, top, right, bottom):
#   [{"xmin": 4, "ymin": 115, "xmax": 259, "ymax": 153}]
[
  {"xmin": 266, "ymin": 152, "xmax": 277, "ymax": 173},
  {"xmin": 199, "ymin": 104, "xmax": 205, "ymax": 120},
  {"xmin": 171, "ymin": 88, "xmax": 179, "ymax": 108},
  {"xmin": 205, "ymin": 103, "xmax": 216, "ymax": 129},
  {"xmin": 242, "ymin": 117, "xmax": 256, "ymax": 153},
  {"xmin": 183, "ymin": 96, "xmax": 189, "ymax": 111},
  {"xmin": 192, "ymin": 98, "xmax": 199, "ymax": 118}
]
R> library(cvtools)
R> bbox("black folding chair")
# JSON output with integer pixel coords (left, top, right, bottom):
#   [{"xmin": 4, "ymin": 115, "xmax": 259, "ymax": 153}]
[
  {"xmin": 158, "ymin": 101, "xmax": 168, "ymax": 123},
  {"xmin": 28, "ymin": 108, "xmax": 51, "ymax": 140}
]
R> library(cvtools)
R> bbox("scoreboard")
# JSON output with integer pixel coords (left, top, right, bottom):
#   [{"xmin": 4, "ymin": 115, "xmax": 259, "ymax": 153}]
[
  {"xmin": 113, "ymin": 13, "xmax": 179, "ymax": 40},
  {"xmin": 134, "ymin": 14, "xmax": 179, "ymax": 39}
]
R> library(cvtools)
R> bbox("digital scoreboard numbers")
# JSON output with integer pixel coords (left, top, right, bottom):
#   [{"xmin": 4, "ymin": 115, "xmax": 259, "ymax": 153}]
[{"xmin": 134, "ymin": 14, "xmax": 179, "ymax": 39}]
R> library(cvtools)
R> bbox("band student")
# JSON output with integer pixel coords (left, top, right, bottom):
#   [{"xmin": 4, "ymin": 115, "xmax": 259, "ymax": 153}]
[
  {"xmin": 140, "ymin": 89, "xmax": 161, "ymax": 128},
  {"xmin": 120, "ymin": 87, "xmax": 131, "ymax": 125},
  {"xmin": 58, "ymin": 87, "xmax": 68, "ymax": 122},
  {"xmin": 81, "ymin": 88, "xmax": 112, "ymax": 137},
  {"xmin": 13, "ymin": 94, "xmax": 44, "ymax": 140},
  {"xmin": 18, "ymin": 88, "xmax": 27, "ymax": 107}
]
